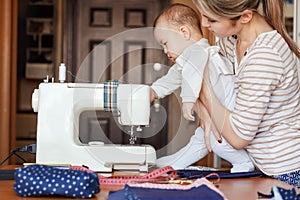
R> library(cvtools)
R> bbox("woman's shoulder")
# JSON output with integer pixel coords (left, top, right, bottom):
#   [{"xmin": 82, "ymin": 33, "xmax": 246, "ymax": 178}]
[
  {"xmin": 252, "ymin": 30, "xmax": 287, "ymax": 53},
  {"xmin": 242, "ymin": 31, "xmax": 295, "ymax": 75},
  {"xmin": 248, "ymin": 30, "xmax": 295, "ymax": 68}
]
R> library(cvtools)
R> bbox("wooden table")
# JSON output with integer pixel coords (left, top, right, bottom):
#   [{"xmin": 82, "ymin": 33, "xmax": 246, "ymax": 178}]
[{"xmin": 1, "ymin": 165, "xmax": 299, "ymax": 200}]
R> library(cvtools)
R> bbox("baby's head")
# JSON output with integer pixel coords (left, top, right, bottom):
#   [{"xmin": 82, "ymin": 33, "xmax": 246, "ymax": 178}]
[{"xmin": 153, "ymin": 3, "xmax": 203, "ymax": 62}]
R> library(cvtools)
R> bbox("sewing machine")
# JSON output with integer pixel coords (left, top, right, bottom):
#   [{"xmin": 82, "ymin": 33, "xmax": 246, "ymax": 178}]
[{"xmin": 31, "ymin": 80, "xmax": 156, "ymax": 172}]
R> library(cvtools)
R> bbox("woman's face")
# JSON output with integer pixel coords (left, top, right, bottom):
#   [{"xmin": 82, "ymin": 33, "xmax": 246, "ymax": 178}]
[{"xmin": 198, "ymin": 8, "xmax": 241, "ymax": 38}]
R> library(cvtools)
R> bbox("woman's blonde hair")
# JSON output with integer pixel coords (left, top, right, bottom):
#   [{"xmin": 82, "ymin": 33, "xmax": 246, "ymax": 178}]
[{"xmin": 193, "ymin": 0, "xmax": 300, "ymax": 58}]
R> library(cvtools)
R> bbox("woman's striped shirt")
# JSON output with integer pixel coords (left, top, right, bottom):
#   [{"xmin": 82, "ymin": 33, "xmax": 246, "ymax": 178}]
[{"xmin": 217, "ymin": 30, "xmax": 300, "ymax": 175}]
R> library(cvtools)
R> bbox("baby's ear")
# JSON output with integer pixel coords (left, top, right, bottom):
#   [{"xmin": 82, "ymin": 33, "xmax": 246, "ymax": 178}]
[{"xmin": 179, "ymin": 25, "xmax": 191, "ymax": 40}]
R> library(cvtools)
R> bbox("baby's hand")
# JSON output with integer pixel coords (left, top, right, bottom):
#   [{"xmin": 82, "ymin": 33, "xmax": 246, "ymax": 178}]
[
  {"xmin": 182, "ymin": 102, "xmax": 195, "ymax": 121},
  {"xmin": 150, "ymin": 88, "xmax": 158, "ymax": 103}
]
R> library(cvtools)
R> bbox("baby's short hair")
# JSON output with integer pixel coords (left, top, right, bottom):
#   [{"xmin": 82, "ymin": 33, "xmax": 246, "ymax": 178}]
[{"xmin": 154, "ymin": 3, "xmax": 202, "ymax": 34}]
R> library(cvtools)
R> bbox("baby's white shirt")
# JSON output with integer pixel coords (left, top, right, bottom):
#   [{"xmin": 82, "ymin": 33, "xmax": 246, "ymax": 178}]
[{"xmin": 151, "ymin": 38, "xmax": 235, "ymax": 109}]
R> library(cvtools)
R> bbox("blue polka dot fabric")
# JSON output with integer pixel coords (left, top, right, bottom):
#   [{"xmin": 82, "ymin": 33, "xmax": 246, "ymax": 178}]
[
  {"xmin": 13, "ymin": 165, "xmax": 100, "ymax": 198},
  {"xmin": 258, "ymin": 186, "xmax": 300, "ymax": 200}
]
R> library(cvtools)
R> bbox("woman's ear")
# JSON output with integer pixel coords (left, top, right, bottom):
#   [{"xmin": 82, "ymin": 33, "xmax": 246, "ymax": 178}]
[
  {"xmin": 239, "ymin": 9, "xmax": 253, "ymax": 24},
  {"xmin": 179, "ymin": 25, "xmax": 191, "ymax": 40}
]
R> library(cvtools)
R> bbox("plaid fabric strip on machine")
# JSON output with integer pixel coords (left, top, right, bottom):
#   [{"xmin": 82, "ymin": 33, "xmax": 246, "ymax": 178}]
[{"xmin": 104, "ymin": 80, "xmax": 118, "ymax": 112}]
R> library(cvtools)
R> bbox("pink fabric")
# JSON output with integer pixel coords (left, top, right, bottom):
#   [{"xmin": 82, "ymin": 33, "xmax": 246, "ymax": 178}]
[
  {"xmin": 127, "ymin": 177, "xmax": 226, "ymax": 199},
  {"xmin": 70, "ymin": 165, "xmax": 177, "ymax": 186}
]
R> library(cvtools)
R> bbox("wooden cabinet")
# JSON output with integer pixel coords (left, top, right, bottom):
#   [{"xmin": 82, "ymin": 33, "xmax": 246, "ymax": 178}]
[
  {"xmin": 20, "ymin": 0, "xmax": 57, "ymax": 80},
  {"xmin": 15, "ymin": 0, "xmax": 59, "ymax": 164}
]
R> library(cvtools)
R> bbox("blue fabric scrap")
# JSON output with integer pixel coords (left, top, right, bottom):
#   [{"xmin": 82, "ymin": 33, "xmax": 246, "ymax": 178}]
[
  {"xmin": 272, "ymin": 170, "xmax": 300, "ymax": 188},
  {"xmin": 108, "ymin": 184, "xmax": 224, "ymax": 200},
  {"xmin": 176, "ymin": 170, "xmax": 264, "ymax": 179}
]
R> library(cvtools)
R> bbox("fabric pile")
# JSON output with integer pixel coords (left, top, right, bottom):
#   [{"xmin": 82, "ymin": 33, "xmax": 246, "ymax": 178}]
[{"xmin": 108, "ymin": 177, "xmax": 226, "ymax": 200}]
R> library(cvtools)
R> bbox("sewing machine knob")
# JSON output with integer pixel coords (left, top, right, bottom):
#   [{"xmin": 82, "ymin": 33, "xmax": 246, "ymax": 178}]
[
  {"xmin": 154, "ymin": 99, "xmax": 160, "ymax": 112},
  {"xmin": 136, "ymin": 126, "xmax": 142, "ymax": 132},
  {"xmin": 153, "ymin": 63, "xmax": 162, "ymax": 71},
  {"xmin": 31, "ymin": 89, "xmax": 39, "ymax": 112}
]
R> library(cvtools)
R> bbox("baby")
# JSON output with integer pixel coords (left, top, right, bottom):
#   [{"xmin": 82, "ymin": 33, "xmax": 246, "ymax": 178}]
[{"xmin": 151, "ymin": 3, "xmax": 254, "ymax": 172}]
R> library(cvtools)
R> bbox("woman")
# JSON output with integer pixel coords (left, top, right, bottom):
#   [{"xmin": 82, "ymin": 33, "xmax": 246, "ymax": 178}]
[{"xmin": 192, "ymin": 0, "xmax": 300, "ymax": 187}]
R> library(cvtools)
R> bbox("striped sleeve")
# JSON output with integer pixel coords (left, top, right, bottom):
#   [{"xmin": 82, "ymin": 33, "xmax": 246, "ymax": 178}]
[{"xmin": 230, "ymin": 46, "xmax": 283, "ymax": 141}]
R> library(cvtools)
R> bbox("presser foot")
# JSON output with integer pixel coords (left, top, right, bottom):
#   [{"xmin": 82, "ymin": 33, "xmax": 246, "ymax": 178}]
[{"xmin": 128, "ymin": 126, "xmax": 137, "ymax": 145}]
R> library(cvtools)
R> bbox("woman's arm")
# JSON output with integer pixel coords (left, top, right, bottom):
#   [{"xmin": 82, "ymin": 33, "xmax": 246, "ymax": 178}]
[
  {"xmin": 195, "ymin": 100, "xmax": 220, "ymax": 152},
  {"xmin": 199, "ymin": 67, "xmax": 250, "ymax": 150}
]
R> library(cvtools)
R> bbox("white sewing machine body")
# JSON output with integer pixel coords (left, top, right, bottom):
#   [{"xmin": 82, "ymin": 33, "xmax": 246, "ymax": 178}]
[{"xmin": 32, "ymin": 82, "xmax": 156, "ymax": 172}]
